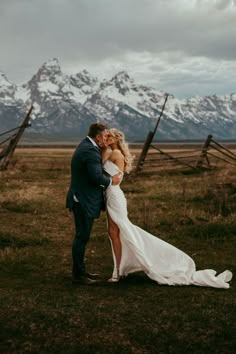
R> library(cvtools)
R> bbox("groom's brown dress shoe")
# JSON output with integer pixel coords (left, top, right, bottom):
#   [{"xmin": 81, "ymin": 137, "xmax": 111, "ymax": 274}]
[
  {"xmin": 84, "ymin": 272, "xmax": 99, "ymax": 279},
  {"xmin": 72, "ymin": 275, "xmax": 99, "ymax": 285}
]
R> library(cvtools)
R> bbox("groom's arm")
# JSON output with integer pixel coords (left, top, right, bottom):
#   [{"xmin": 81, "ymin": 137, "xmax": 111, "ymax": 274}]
[{"xmin": 85, "ymin": 149, "xmax": 111, "ymax": 187}]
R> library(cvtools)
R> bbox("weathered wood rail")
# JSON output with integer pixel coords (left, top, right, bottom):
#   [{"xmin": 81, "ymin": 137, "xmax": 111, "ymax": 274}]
[{"xmin": 0, "ymin": 106, "xmax": 33, "ymax": 171}]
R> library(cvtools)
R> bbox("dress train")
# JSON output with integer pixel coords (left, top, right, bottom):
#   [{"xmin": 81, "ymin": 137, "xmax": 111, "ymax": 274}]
[{"xmin": 103, "ymin": 160, "xmax": 232, "ymax": 289}]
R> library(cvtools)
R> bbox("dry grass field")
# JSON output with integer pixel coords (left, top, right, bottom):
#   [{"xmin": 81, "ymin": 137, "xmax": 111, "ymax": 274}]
[{"xmin": 0, "ymin": 147, "xmax": 235, "ymax": 353}]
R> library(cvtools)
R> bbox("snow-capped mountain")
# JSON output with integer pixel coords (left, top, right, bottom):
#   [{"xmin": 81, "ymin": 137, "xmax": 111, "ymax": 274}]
[
  {"xmin": 0, "ymin": 58, "xmax": 235, "ymax": 140},
  {"xmin": 0, "ymin": 73, "xmax": 17, "ymax": 102}
]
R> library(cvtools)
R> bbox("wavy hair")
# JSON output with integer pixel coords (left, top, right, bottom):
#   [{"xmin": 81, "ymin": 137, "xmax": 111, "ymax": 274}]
[{"xmin": 109, "ymin": 128, "xmax": 134, "ymax": 173}]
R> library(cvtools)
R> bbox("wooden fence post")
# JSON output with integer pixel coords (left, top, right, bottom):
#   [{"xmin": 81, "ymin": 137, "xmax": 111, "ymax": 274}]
[
  {"xmin": 0, "ymin": 105, "xmax": 33, "ymax": 171},
  {"xmin": 135, "ymin": 94, "xmax": 169, "ymax": 174},
  {"xmin": 135, "ymin": 131, "xmax": 154, "ymax": 173},
  {"xmin": 196, "ymin": 134, "xmax": 212, "ymax": 168}
]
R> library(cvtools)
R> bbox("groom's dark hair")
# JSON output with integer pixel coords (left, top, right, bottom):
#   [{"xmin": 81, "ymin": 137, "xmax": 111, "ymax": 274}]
[{"xmin": 88, "ymin": 122, "xmax": 108, "ymax": 138}]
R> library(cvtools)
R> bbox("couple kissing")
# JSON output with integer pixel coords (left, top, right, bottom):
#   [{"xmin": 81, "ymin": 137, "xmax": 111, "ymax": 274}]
[{"xmin": 66, "ymin": 123, "xmax": 232, "ymax": 289}]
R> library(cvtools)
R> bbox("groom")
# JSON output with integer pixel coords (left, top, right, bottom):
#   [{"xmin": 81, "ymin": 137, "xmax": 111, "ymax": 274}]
[{"xmin": 66, "ymin": 122, "xmax": 121, "ymax": 285}]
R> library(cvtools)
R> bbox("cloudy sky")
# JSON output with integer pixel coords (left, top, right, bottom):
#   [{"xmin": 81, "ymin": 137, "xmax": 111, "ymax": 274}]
[{"xmin": 0, "ymin": 0, "xmax": 236, "ymax": 98}]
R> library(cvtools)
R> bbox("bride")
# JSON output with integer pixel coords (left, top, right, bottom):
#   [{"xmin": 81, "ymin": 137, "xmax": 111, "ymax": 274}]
[{"xmin": 102, "ymin": 128, "xmax": 232, "ymax": 289}]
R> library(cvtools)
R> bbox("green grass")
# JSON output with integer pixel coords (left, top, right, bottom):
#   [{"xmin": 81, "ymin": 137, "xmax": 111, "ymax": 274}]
[{"xmin": 0, "ymin": 149, "xmax": 235, "ymax": 353}]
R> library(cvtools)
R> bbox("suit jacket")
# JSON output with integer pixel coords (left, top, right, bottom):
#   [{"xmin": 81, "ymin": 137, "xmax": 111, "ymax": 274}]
[{"xmin": 66, "ymin": 137, "xmax": 111, "ymax": 218}]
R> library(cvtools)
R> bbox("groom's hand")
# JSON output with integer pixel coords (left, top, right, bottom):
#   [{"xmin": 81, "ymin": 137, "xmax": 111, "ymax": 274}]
[{"xmin": 112, "ymin": 173, "xmax": 122, "ymax": 185}]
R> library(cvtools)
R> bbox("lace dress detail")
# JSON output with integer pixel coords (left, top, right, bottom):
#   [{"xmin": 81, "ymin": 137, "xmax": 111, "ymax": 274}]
[{"xmin": 103, "ymin": 160, "xmax": 232, "ymax": 288}]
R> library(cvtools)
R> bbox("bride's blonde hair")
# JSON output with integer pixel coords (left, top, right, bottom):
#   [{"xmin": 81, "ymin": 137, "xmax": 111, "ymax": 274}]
[{"xmin": 109, "ymin": 128, "xmax": 134, "ymax": 173}]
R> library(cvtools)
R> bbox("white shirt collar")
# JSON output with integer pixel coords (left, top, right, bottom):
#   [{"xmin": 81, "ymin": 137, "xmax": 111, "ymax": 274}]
[{"xmin": 87, "ymin": 136, "xmax": 99, "ymax": 148}]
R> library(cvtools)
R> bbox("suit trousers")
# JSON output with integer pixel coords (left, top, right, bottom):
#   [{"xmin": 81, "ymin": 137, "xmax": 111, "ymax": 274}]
[{"xmin": 72, "ymin": 202, "xmax": 94, "ymax": 277}]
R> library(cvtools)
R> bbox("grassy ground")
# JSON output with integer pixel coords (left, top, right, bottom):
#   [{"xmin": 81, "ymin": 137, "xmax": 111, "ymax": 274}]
[{"xmin": 0, "ymin": 148, "xmax": 235, "ymax": 354}]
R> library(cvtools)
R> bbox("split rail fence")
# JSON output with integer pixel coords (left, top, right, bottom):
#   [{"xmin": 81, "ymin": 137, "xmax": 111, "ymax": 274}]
[{"xmin": 135, "ymin": 135, "xmax": 236, "ymax": 174}]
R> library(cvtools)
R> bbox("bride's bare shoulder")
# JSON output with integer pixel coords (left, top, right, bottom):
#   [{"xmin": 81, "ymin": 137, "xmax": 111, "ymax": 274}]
[
  {"xmin": 109, "ymin": 149, "xmax": 125, "ymax": 172},
  {"xmin": 110, "ymin": 149, "xmax": 124, "ymax": 160}
]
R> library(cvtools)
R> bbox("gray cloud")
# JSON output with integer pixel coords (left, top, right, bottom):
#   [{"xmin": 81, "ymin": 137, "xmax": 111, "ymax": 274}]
[{"xmin": 0, "ymin": 0, "xmax": 235, "ymax": 97}]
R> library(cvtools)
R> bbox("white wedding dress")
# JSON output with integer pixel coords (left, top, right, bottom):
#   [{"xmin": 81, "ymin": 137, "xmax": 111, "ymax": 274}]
[{"xmin": 103, "ymin": 160, "xmax": 232, "ymax": 289}]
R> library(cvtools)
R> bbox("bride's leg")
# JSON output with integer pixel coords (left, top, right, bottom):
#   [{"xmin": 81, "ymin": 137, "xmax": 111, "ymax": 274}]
[{"xmin": 107, "ymin": 212, "xmax": 122, "ymax": 281}]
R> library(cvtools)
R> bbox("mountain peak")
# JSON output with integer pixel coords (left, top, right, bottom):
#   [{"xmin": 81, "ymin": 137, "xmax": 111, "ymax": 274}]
[
  {"xmin": 111, "ymin": 71, "xmax": 131, "ymax": 82},
  {"xmin": 41, "ymin": 58, "xmax": 61, "ymax": 70},
  {"xmin": 107, "ymin": 71, "xmax": 133, "ymax": 96},
  {"xmin": 0, "ymin": 72, "xmax": 12, "ymax": 86},
  {"xmin": 28, "ymin": 58, "xmax": 66, "ymax": 89},
  {"xmin": 70, "ymin": 69, "xmax": 98, "ymax": 88},
  {"xmin": 0, "ymin": 72, "xmax": 16, "ymax": 99},
  {"xmin": 37, "ymin": 58, "xmax": 62, "ymax": 78}
]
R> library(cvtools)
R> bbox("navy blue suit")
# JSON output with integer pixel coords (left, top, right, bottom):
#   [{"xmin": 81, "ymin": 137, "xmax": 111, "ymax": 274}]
[{"xmin": 66, "ymin": 137, "xmax": 111, "ymax": 277}]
